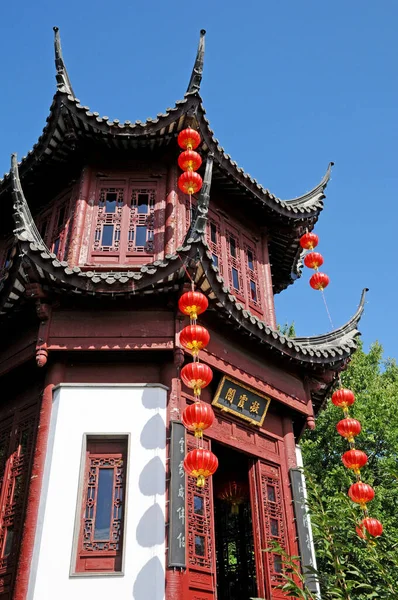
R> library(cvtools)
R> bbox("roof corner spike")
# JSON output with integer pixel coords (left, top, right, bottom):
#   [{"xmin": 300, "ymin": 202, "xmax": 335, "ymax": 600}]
[
  {"xmin": 186, "ymin": 29, "xmax": 206, "ymax": 95},
  {"xmin": 186, "ymin": 154, "xmax": 214, "ymax": 242},
  {"xmin": 53, "ymin": 26, "xmax": 75, "ymax": 97}
]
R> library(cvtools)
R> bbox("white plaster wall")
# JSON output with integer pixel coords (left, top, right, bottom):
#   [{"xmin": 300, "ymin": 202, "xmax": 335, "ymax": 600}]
[{"xmin": 28, "ymin": 384, "xmax": 167, "ymax": 600}]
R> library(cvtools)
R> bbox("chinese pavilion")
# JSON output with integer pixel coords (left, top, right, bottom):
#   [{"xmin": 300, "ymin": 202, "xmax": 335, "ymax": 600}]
[{"xmin": 0, "ymin": 28, "xmax": 366, "ymax": 600}]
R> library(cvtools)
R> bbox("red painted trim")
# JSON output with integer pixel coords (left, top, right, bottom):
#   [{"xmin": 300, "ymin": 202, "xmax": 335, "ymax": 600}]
[{"xmin": 13, "ymin": 361, "xmax": 65, "ymax": 600}]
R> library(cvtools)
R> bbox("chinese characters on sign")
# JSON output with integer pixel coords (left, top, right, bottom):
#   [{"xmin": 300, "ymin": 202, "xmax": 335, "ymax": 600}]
[
  {"xmin": 212, "ymin": 376, "xmax": 271, "ymax": 426},
  {"xmin": 168, "ymin": 421, "xmax": 186, "ymax": 567}
]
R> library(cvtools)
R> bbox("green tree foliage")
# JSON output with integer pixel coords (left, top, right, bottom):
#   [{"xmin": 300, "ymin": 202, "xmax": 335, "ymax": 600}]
[{"xmin": 300, "ymin": 341, "xmax": 398, "ymax": 598}]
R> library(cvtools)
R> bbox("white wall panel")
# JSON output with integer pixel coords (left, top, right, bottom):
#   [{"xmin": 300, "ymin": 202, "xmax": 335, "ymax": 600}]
[{"xmin": 28, "ymin": 384, "xmax": 167, "ymax": 600}]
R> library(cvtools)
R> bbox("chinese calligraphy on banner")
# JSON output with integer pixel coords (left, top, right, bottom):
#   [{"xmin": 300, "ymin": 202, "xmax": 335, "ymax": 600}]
[
  {"xmin": 168, "ymin": 421, "xmax": 186, "ymax": 567},
  {"xmin": 212, "ymin": 376, "xmax": 271, "ymax": 426}
]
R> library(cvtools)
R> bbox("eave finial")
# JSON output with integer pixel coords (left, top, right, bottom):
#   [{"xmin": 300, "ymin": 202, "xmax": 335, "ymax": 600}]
[
  {"xmin": 186, "ymin": 29, "xmax": 206, "ymax": 95},
  {"xmin": 187, "ymin": 154, "xmax": 214, "ymax": 241},
  {"xmin": 53, "ymin": 26, "xmax": 75, "ymax": 97}
]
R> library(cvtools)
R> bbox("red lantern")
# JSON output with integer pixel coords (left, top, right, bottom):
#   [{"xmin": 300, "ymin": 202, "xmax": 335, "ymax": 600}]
[
  {"xmin": 178, "ymin": 171, "xmax": 203, "ymax": 195},
  {"xmin": 309, "ymin": 272, "xmax": 330, "ymax": 291},
  {"xmin": 300, "ymin": 232, "xmax": 319, "ymax": 250},
  {"xmin": 332, "ymin": 388, "xmax": 355, "ymax": 409},
  {"xmin": 342, "ymin": 449, "xmax": 368, "ymax": 474},
  {"xmin": 336, "ymin": 418, "xmax": 361, "ymax": 442},
  {"xmin": 304, "ymin": 252, "xmax": 324, "ymax": 270},
  {"xmin": 183, "ymin": 448, "xmax": 218, "ymax": 487},
  {"xmin": 181, "ymin": 362, "xmax": 213, "ymax": 396},
  {"xmin": 348, "ymin": 482, "xmax": 375, "ymax": 506},
  {"xmin": 182, "ymin": 401, "xmax": 215, "ymax": 438},
  {"xmin": 178, "ymin": 128, "xmax": 201, "ymax": 151},
  {"xmin": 178, "ymin": 291, "xmax": 208, "ymax": 320},
  {"xmin": 356, "ymin": 517, "xmax": 383, "ymax": 539},
  {"xmin": 217, "ymin": 481, "xmax": 249, "ymax": 514},
  {"xmin": 178, "ymin": 150, "xmax": 202, "ymax": 172},
  {"xmin": 180, "ymin": 325, "xmax": 210, "ymax": 356}
]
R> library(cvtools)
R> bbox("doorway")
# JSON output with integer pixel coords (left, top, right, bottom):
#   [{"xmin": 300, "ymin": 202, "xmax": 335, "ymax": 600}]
[{"xmin": 212, "ymin": 442, "xmax": 258, "ymax": 600}]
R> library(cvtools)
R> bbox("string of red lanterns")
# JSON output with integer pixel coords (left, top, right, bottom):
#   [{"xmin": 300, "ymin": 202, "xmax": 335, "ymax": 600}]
[
  {"xmin": 300, "ymin": 232, "xmax": 382, "ymax": 538},
  {"xmin": 331, "ymin": 387, "xmax": 383, "ymax": 539},
  {"xmin": 177, "ymin": 128, "xmax": 218, "ymax": 489},
  {"xmin": 300, "ymin": 231, "xmax": 329, "ymax": 291}
]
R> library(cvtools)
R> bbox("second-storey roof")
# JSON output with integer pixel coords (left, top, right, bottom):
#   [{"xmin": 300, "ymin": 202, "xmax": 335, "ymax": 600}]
[{"xmin": 0, "ymin": 27, "xmax": 334, "ymax": 293}]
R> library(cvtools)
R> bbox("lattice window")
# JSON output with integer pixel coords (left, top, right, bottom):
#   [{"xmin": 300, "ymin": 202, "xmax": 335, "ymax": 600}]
[
  {"xmin": 75, "ymin": 438, "xmax": 127, "ymax": 573},
  {"xmin": 187, "ymin": 435, "xmax": 214, "ymax": 571},
  {"xmin": 244, "ymin": 242, "xmax": 261, "ymax": 308},
  {"xmin": 127, "ymin": 188, "xmax": 156, "ymax": 254},
  {"xmin": 226, "ymin": 230, "xmax": 244, "ymax": 296},
  {"xmin": 207, "ymin": 217, "xmax": 223, "ymax": 274},
  {"xmin": 0, "ymin": 403, "xmax": 39, "ymax": 597},
  {"xmin": 260, "ymin": 465, "xmax": 287, "ymax": 587},
  {"xmin": 93, "ymin": 188, "xmax": 124, "ymax": 253},
  {"xmin": 35, "ymin": 194, "xmax": 72, "ymax": 261},
  {"xmin": 185, "ymin": 196, "xmax": 197, "ymax": 232}
]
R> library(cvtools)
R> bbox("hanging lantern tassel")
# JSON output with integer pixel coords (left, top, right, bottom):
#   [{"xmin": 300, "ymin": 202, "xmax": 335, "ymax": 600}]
[
  {"xmin": 180, "ymin": 325, "xmax": 210, "ymax": 357},
  {"xmin": 310, "ymin": 272, "xmax": 330, "ymax": 291},
  {"xmin": 178, "ymin": 127, "xmax": 201, "ymax": 151},
  {"xmin": 336, "ymin": 418, "xmax": 361, "ymax": 443},
  {"xmin": 184, "ymin": 448, "xmax": 218, "ymax": 487},
  {"xmin": 217, "ymin": 481, "xmax": 249, "ymax": 515},
  {"xmin": 181, "ymin": 362, "xmax": 213, "ymax": 397},
  {"xmin": 332, "ymin": 388, "xmax": 356, "ymax": 411},
  {"xmin": 356, "ymin": 517, "xmax": 383, "ymax": 539},
  {"xmin": 300, "ymin": 232, "xmax": 319, "ymax": 250},
  {"xmin": 182, "ymin": 401, "xmax": 215, "ymax": 438},
  {"xmin": 178, "ymin": 291, "xmax": 208, "ymax": 321},
  {"xmin": 348, "ymin": 482, "xmax": 375, "ymax": 508},
  {"xmin": 342, "ymin": 449, "xmax": 368, "ymax": 475},
  {"xmin": 304, "ymin": 252, "xmax": 324, "ymax": 270}
]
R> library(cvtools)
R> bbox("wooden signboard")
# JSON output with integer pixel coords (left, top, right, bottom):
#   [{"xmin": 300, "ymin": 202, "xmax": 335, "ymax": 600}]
[{"xmin": 212, "ymin": 375, "xmax": 271, "ymax": 426}]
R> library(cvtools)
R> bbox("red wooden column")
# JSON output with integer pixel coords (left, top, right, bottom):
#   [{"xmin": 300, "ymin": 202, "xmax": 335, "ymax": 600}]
[
  {"xmin": 67, "ymin": 166, "xmax": 92, "ymax": 265},
  {"xmin": 13, "ymin": 360, "xmax": 65, "ymax": 600},
  {"xmin": 165, "ymin": 164, "xmax": 178, "ymax": 256},
  {"xmin": 261, "ymin": 228, "xmax": 277, "ymax": 329}
]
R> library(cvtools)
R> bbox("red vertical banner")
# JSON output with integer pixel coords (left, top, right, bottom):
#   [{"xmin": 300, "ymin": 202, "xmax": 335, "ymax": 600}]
[{"xmin": 185, "ymin": 434, "xmax": 217, "ymax": 600}]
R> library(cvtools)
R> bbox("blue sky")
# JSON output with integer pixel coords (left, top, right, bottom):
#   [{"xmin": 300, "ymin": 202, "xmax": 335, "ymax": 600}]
[{"xmin": 0, "ymin": 1, "xmax": 397, "ymax": 358}]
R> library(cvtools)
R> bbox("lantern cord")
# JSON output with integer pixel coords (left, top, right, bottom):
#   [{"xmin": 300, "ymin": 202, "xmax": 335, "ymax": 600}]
[
  {"xmin": 177, "ymin": 253, "xmax": 194, "ymax": 285},
  {"xmin": 321, "ymin": 290, "xmax": 334, "ymax": 330}
]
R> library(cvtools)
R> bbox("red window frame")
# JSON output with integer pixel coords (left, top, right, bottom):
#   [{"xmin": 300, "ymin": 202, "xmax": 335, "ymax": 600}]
[
  {"xmin": 74, "ymin": 438, "xmax": 127, "ymax": 574},
  {"xmin": 89, "ymin": 180, "xmax": 158, "ymax": 266}
]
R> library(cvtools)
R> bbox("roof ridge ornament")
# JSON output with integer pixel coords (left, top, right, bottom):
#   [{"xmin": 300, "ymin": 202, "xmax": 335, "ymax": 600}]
[
  {"xmin": 186, "ymin": 154, "xmax": 214, "ymax": 242},
  {"xmin": 186, "ymin": 29, "xmax": 206, "ymax": 96},
  {"xmin": 53, "ymin": 26, "xmax": 75, "ymax": 97}
]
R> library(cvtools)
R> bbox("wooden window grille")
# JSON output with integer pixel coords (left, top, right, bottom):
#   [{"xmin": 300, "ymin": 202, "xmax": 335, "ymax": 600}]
[
  {"xmin": 127, "ymin": 188, "xmax": 155, "ymax": 253},
  {"xmin": 93, "ymin": 188, "xmax": 124, "ymax": 253},
  {"xmin": 35, "ymin": 194, "xmax": 72, "ymax": 261},
  {"xmin": 0, "ymin": 402, "xmax": 39, "ymax": 597},
  {"xmin": 186, "ymin": 435, "xmax": 214, "ymax": 572},
  {"xmin": 90, "ymin": 182, "xmax": 157, "ymax": 264},
  {"xmin": 226, "ymin": 229, "xmax": 244, "ymax": 298},
  {"xmin": 74, "ymin": 438, "xmax": 127, "ymax": 574},
  {"xmin": 185, "ymin": 196, "xmax": 197, "ymax": 232},
  {"xmin": 259, "ymin": 464, "xmax": 288, "ymax": 588},
  {"xmin": 206, "ymin": 218, "xmax": 223, "ymax": 274},
  {"xmin": 244, "ymin": 242, "xmax": 261, "ymax": 309}
]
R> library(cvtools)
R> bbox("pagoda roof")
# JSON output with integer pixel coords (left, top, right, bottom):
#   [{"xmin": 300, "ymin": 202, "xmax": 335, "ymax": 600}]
[
  {"xmin": 0, "ymin": 28, "xmax": 334, "ymax": 293},
  {"xmin": 1, "ymin": 152, "xmax": 366, "ymax": 403}
]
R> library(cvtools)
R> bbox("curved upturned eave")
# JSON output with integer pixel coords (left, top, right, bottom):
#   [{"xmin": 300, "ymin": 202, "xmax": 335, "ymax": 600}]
[{"xmin": 0, "ymin": 91, "xmax": 331, "ymax": 225}]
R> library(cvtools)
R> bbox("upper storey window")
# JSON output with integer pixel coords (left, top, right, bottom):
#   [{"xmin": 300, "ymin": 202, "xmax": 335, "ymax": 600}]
[
  {"xmin": 90, "ymin": 181, "xmax": 156, "ymax": 266},
  {"xmin": 36, "ymin": 194, "xmax": 71, "ymax": 261}
]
